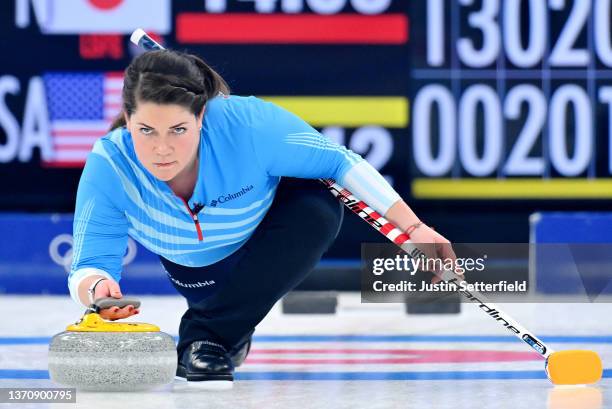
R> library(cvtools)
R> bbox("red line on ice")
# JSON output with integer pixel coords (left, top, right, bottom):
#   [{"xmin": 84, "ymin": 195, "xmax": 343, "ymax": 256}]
[{"xmin": 246, "ymin": 349, "xmax": 542, "ymax": 364}]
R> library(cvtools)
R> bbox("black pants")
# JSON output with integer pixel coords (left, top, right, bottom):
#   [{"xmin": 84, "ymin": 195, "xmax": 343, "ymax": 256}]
[{"xmin": 160, "ymin": 177, "xmax": 344, "ymax": 359}]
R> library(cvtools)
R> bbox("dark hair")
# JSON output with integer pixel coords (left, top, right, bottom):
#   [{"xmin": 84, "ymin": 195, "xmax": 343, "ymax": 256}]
[{"xmin": 110, "ymin": 49, "xmax": 230, "ymax": 130}]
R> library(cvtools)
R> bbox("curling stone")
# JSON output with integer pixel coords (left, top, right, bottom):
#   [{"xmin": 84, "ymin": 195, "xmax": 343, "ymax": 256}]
[{"xmin": 48, "ymin": 297, "xmax": 177, "ymax": 391}]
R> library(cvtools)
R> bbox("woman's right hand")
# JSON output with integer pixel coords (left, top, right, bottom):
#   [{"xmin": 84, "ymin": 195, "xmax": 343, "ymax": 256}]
[{"xmin": 93, "ymin": 279, "xmax": 140, "ymax": 321}]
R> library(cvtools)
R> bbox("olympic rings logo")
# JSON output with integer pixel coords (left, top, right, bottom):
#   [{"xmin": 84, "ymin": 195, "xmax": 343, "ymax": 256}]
[{"xmin": 48, "ymin": 234, "xmax": 138, "ymax": 272}]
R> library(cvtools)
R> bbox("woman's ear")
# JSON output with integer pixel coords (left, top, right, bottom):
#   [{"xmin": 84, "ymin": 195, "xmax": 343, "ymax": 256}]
[
  {"xmin": 123, "ymin": 112, "xmax": 130, "ymax": 130},
  {"xmin": 197, "ymin": 106, "xmax": 205, "ymax": 129}
]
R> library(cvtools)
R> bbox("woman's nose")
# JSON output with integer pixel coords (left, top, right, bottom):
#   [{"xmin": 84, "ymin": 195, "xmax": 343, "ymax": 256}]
[{"xmin": 154, "ymin": 141, "xmax": 172, "ymax": 155}]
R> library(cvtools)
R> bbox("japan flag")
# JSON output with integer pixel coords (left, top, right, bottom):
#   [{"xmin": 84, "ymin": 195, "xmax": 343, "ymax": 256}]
[{"xmin": 34, "ymin": 0, "xmax": 171, "ymax": 34}]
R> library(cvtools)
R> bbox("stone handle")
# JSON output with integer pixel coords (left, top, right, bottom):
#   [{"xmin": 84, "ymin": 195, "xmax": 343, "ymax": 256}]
[{"xmin": 93, "ymin": 297, "xmax": 141, "ymax": 310}]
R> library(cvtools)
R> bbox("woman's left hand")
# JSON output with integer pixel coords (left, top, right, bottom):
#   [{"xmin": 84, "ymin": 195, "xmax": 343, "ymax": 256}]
[
  {"xmin": 382, "ymin": 200, "xmax": 461, "ymax": 284},
  {"xmin": 408, "ymin": 224, "xmax": 459, "ymax": 283}
]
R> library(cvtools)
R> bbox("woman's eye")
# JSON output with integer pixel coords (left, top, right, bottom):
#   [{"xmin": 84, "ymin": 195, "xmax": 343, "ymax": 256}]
[
  {"xmin": 140, "ymin": 127, "xmax": 153, "ymax": 135},
  {"xmin": 173, "ymin": 127, "xmax": 187, "ymax": 134}
]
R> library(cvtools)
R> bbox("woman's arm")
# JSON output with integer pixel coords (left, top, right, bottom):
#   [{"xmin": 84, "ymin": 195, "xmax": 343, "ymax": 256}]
[
  {"xmin": 69, "ymin": 140, "xmax": 137, "ymax": 319},
  {"xmin": 76, "ymin": 274, "xmax": 110, "ymax": 306},
  {"xmin": 249, "ymin": 99, "xmax": 456, "ymax": 266},
  {"xmin": 385, "ymin": 199, "xmax": 456, "ymax": 261},
  {"xmin": 339, "ymin": 159, "xmax": 457, "ymax": 271},
  {"xmin": 384, "ymin": 199, "xmax": 420, "ymax": 231}
]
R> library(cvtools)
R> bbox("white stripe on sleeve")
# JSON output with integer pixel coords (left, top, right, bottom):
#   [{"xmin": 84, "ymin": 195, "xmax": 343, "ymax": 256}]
[{"xmin": 340, "ymin": 161, "xmax": 401, "ymax": 215}]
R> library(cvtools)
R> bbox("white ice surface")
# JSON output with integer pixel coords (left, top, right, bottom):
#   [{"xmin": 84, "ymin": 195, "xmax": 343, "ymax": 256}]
[{"xmin": 0, "ymin": 294, "xmax": 610, "ymax": 409}]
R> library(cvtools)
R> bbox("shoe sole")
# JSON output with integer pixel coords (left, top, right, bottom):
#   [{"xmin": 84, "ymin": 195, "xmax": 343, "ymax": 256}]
[
  {"xmin": 175, "ymin": 364, "xmax": 234, "ymax": 390},
  {"xmin": 174, "ymin": 375, "xmax": 233, "ymax": 390}
]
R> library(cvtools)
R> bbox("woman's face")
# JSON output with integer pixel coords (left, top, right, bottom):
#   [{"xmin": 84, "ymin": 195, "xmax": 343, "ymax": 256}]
[{"xmin": 125, "ymin": 102, "xmax": 204, "ymax": 182}]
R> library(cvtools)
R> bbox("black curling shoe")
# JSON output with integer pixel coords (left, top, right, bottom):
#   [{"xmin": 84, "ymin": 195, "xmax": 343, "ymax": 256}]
[{"xmin": 175, "ymin": 340, "xmax": 234, "ymax": 390}]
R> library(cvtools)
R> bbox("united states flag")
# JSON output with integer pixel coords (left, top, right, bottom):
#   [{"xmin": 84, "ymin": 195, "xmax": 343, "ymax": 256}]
[{"xmin": 43, "ymin": 72, "xmax": 123, "ymax": 168}]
